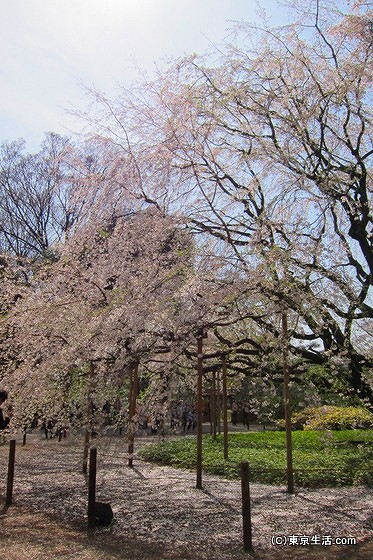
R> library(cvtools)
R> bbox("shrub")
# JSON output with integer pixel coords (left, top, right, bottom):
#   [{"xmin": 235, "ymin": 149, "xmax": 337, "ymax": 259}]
[
  {"xmin": 303, "ymin": 406, "xmax": 373, "ymax": 430},
  {"xmin": 276, "ymin": 406, "xmax": 373, "ymax": 431}
]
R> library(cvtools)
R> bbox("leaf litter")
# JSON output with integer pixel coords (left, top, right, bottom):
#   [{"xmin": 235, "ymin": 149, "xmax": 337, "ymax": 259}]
[{"xmin": 0, "ymin": 433, "xmax": 372, "ymax": 559}]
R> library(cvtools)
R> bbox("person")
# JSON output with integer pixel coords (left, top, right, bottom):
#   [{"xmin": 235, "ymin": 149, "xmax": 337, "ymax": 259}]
[
  {"xmin": 0, "ymin": 390, "xmax": 12, "ymax": 431},
  {"xmin": 242, "ymin": 401, "xmax": 250, "ymax": 430},
  {"xmin": 231, "ymin": 400, "xmax": 238, "ymax": 425}
]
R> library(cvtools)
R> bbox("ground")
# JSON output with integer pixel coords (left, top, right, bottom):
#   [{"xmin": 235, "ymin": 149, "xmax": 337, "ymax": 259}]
[{"xmin": 0, "ymin": 431, "xmax": 372, "ymax": 560}]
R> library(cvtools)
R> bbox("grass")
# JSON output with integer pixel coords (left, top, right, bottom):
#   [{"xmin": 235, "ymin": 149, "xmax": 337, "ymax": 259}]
[{"xmin": 138, "ymin": 429, "xmax": 373, "ymax": 488}]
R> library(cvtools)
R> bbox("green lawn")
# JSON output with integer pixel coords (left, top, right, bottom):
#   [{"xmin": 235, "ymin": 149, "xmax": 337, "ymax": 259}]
[{"xmin": 138, "ymin": 429, "xmax": 373, "ymax": 487}]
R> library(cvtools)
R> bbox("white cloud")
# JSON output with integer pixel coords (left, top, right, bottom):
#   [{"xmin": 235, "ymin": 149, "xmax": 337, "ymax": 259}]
[{"xmin": 0, "ymin": 0, "xmax": 286, "ymax": 151}]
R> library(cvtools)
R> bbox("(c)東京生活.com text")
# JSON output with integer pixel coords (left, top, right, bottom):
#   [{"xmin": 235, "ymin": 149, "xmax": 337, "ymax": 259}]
[{"xmin": 271, "ymin": 535, "xmax": 357, "ymax": 546}]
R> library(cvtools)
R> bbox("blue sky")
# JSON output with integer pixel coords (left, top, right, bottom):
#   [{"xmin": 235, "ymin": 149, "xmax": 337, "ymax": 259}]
[{"xmin": 0, "ymin": 0, "xmax": 289, "ymax": 152}]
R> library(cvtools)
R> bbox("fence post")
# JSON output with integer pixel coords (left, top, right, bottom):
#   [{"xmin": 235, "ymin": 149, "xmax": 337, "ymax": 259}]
[
  {"xmin": 87, "ymin": 447, "xmax": 97, "ymax": 529},
  {"xmin": 82, "ymin": 428, "xmax": 90, "ymax": 475},
  {"xmin": 241, "ymin": 460, "xmax": 253, "ymax": 552},
  {"xmin": 6, "ymin": 439, "xmax": 16, "ymax": 507}
]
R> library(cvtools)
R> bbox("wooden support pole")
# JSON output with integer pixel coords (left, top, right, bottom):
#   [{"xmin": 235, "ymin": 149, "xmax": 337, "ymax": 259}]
[
  {"xmin": 87, "ymin": 447, "xmax": 97, "ymax": 529},
  {"xmin": 6, "ymin": 439, "xmax": 16, "ymax": 507},
  {"xmin": 83, "ymin": 361, "xmax": 95, "ymax": 475},
  {"xmin": 211, "ymin": 371, "xmax": 217, "ymax": 438},
  {"xmin": 82, "ymin": 428, "xmax": 90, "ymax": 475},
  {"xmin": 196, "ymin": 330, "xmax": 204, "ymax": 489},
  {"xmin": 127, "ymin": 365, "xmax": 134, "ymax": 467},
  {"xmin": 222, "ymin": 357, "xmax": 229, "ymax": 461},
  {"xmin": 22, "ymin": 429, "xmax": 27, "ymax": 446},
  {"xmin": 216, "ymin": 370, "xmax": 221, "ymax": 435},
  {"xmin": 241, "ymin": 461, "xmax": 253, "ymax": 552},
  {"xmin": 282, "ymin": 310, "xmax": 294, "ymax": 494},
  {"xmin": 128, "ymin": 362, "xmax": 139, "ymax": 468}
]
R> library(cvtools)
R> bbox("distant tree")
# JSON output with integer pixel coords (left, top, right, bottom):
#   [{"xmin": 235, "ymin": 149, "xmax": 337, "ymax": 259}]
[
  {"xmin": 0, "ymin": 254, "xmax": 30, "ymax": 387},
  {"xmin": 0, "ymin": 133, "xmax": 81, "ymax": 259}
]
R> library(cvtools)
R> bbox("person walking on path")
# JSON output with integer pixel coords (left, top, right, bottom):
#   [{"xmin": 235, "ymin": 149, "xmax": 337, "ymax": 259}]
[{"xmin": 231, "ymin": 400, "xmax": 238, "ymax": 425}]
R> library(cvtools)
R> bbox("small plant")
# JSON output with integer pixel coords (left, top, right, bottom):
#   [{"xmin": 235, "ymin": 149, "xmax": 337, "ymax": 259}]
[{"xmin": 275, "ymin": 406, "xmax": 373, "ymax": 431}]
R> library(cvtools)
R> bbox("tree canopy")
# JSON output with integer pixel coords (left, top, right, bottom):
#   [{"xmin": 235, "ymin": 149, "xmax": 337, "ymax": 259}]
[
  {"xmin": 75, "ymin": 0, "xmax": 372, "ymax": 403},
  {"xmin": 1, "ymin": 0, "xmax": 372, "ymax": 426}
]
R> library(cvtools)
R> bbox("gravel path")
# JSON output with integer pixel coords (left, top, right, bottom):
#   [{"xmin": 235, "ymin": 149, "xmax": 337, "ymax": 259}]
[{"xmin": 0, "ymin": 433, "xmax": 372, "ymax": 559}]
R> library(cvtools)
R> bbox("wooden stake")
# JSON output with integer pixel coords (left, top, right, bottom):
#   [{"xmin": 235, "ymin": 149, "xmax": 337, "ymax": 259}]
[
  {"xmin": 87, "ymin": 447, "xmax": 97, "ymax": 529},
  {"xmin": 241, "ymin": 461, "xmax": 253, "ymax": 552},
  {"xmin": 82, "ymin": 428, "xmax": 90, "ymax": 475},
  {"xmin": 6, "ymin": 439, "xmax": 16, "ymax": 507}
]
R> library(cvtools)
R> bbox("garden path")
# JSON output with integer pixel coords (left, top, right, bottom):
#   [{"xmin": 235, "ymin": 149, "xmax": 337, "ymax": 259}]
[{"xmin": 0, "ymin": 433, "xmax": 372, "ymax": 559}]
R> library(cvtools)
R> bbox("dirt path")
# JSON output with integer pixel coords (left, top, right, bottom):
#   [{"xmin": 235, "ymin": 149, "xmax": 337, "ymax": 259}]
[{"xmin": 1, "ymin": 434, "xmax": 372, "ymax": 559}]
